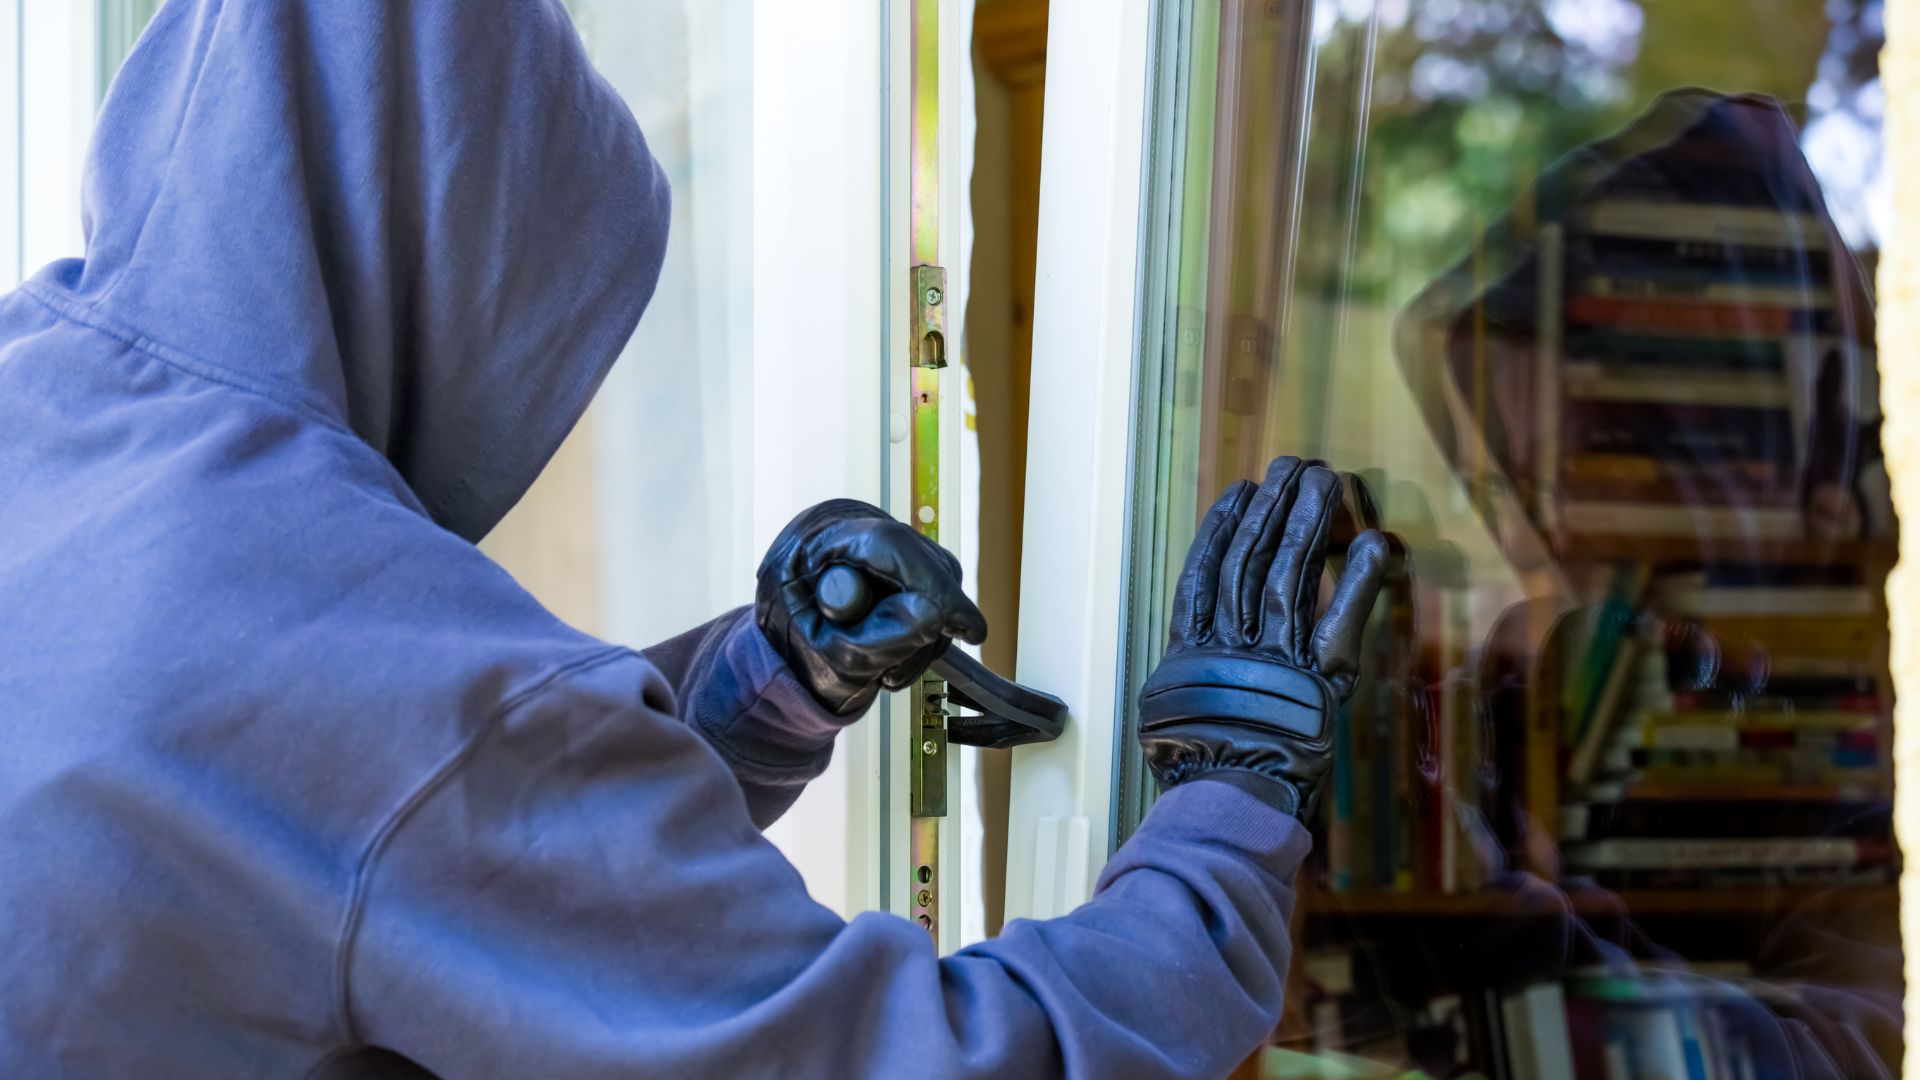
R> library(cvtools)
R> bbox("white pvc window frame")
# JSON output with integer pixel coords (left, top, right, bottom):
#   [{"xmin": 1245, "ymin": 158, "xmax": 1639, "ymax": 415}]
[{"xmin": 1004, "ymin": 0, "xmax": 1157, "ymax": 922}]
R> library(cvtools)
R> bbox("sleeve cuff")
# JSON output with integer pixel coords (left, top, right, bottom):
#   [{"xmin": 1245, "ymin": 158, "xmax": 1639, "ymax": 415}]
[
  {"xmin": 1120, "ymin": 776, "xmax": 1313, "ymax": 872},
  {"xmin": 1190, "ymin": 769, "xmax": 1303, "ymax": 817},
  {"xmin": 681, "ymin": 613, "xmax": 848, "ymax": 778}
]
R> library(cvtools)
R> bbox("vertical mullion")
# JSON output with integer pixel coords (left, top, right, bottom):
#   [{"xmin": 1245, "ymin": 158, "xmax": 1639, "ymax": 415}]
[{"xmin": 906, "ymin": 0, "xmax": 946, "ymax": 946}]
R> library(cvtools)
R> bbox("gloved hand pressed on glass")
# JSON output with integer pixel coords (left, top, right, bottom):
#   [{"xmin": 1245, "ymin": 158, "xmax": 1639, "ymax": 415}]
[
  {"xmin": 756, "ymin": 499, "xmax": 989, "ymax": 717},
  {"xmin": 1138, "ymin": 457, "xmax": 1391, "ymax": 820}
]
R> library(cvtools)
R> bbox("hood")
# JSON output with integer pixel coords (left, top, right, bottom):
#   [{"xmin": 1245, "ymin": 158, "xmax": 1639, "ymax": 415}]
[{"xmin": 41, "ymin": 0, "xmax": 669, "ymax": 541}]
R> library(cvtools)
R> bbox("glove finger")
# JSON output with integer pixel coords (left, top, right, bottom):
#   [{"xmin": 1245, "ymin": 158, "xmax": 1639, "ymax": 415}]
[
  {"xmin": 880, "ymin": 638, "xmax": 953, "ymax": 691},
  {"xmin": 948, "ymin": 599, "xmax": 990, "ymax": 641},
  {"xmin": 1333, "ymin": 471, "xmax": 1383, "ymax": 544},
  {"xmin": 1217, "ymin": 456, "xmax": 1306, "ymax": 643},
  {"xmin": 1348, "ymin": 473, "xmax": 1383, "ymax": 530},
  {"xmin": 1310, "ymin": 529, "xmax": 1390, "ymax": 697},
  {"xmin": 805, "ymin": 516, "xmax": 946, "ymax": 588},
  {"xmin": 836, "ymin": 588, "xmax": 951, "ymax": 656},
  {"xmin": 1168, "ymin": 480, "xmax": 1256, "ymax": 645},
  {"xmin": 902, "ymin": 536, "xmax": 987, "ymax": 645},
  {"xmin": 805, "ymin": 517, "xmax": 982, "ymax": 635},
  {"xmin": 761, "ymin": 498, "xmax": 893, "ymax": 581},
  {"xmin": 1259, "ymin": 465, "xmax": 1342, "ymax": 658}
]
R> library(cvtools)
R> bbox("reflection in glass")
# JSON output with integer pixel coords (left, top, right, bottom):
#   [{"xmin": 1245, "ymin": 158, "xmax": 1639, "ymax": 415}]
[{"xmin": 1126, "ymin": 0, "xmax": 1900, "ymax": 1074}]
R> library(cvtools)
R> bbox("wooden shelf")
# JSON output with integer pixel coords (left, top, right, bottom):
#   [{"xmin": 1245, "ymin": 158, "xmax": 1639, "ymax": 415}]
[{"xmin": 1303, "ymin": 884, "xmax": 1896, "ymax": 918}]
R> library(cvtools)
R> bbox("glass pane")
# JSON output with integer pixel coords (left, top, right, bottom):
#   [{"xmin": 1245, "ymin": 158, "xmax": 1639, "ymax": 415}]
[
  {"xmin": 1126, "ymin": 0, "xmax": 1899, "ymax": 1073},
  {"xmin": 491, "ymin": 0, "xmax": 760, "ymax": 646}
]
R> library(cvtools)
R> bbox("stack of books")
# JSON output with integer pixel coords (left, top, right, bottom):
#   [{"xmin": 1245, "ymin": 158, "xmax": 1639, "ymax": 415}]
[
  {"xmin": 1320, "ymin": 560, "xmax": 1894, "ymax": 896},
  {"xmin": 1555, "ymin": 564, "xmax": 1894, "ymax": 888},
  {"xmin": 1324, "ymin": 569, "xmax": 1485, "ymax": 896},
  {"xmin": 1288, "ymin": 944, "xmax": 1483, "ymax": 1074},
  {"xmin": 1287, "ymin": 947, "xmax": 1793, "ymax": 1080},
  {"xmin": 1501, "ymin": 973, "xmax": 1787, "ymax": 1080},
  {"xmin": 1537, "ymin": 198, "xmax": 1837, "ymax": 545}
]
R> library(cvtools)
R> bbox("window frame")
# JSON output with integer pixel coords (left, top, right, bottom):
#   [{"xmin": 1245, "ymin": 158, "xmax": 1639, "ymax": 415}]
[{"xmin": 1002, "ymin": 0, "xmax": 1157, "ymax": 923}]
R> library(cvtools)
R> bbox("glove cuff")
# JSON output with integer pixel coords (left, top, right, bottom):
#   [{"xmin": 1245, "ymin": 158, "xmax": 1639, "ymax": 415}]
[
  {"xmin": 1184, "ymin": 769, "xmax": 1303, "ymax": 817},
  {"xmin": 1138, "ymin": 651, "xmax": 1333, "ymax": 739}
]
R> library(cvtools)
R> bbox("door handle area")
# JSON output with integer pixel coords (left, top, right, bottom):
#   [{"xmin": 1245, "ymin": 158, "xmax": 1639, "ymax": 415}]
[{"xmin": 815, "ymin": 564, "xmax": 1069, "ymax": 749}]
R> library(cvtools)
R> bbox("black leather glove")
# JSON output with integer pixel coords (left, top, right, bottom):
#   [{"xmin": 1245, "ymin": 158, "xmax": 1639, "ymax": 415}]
[
  {"xmin": 756, "ymin": 499, "xmax": 988, "ymax": 717},
  {"xmin": 1138, "ymin": 458, "xmax": 1389, "ymax": 819}
]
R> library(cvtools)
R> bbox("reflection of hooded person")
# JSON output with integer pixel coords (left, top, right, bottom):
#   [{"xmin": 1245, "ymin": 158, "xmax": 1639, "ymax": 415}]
[
  {"xmin": 1366, "ymin": 90, "xmax": 1899, "ymax": 1076},
  {"xmin": 1398, "ymin": 89, "xmax": 1884, "ymax": 562},
  {"xmin": 0, "ymin": 4, "xmax": 1328, "ymax": 1076}
]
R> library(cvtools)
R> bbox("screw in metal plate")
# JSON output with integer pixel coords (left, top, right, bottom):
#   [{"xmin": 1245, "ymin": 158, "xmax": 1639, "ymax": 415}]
[
  {"xmin": 925, "ymin": 287, "xmax": 943, "ymax": 307},
  {"xmin": 921, "ymin": 739, "xmax": 937, "ymax": 755}
]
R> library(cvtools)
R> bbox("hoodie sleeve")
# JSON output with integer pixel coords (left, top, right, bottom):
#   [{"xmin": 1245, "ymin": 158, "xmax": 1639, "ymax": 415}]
[
  {"xmin": 340, "ymin": 655, "xmax": 1302, "ymax": 1079},
  {"xmin": 641, "ymin": 608, "xmax": 846, "ymax": 827}
]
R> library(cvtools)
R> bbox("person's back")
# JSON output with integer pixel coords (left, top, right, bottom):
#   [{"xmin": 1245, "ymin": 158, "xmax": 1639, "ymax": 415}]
[
  {"xmin": 0, "ymin": 3, "xmax": 1379, "ymax": 1076},
  {"xmin": 0, "ymin": 2, "xmax": 679, "ymax": 1071}
]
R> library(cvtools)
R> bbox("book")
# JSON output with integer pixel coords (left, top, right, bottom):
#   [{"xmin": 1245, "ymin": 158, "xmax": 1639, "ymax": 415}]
[
  {"xmin": 1690, "ymin": 615, "xmax": 1881, "ymax": 655},
  {"xmin": 1628, "ymin": 765, "xmax": 1885, "ymax": 794},
  {"xmin": 1574, "ymin": 198, "xmax": 1829, "ymax": 248},
  {"xmin": 1562, "ymin": 476, "xmax": 1794, "ymax": 506},
  {"xmin": 1580, "ymin": 273, "xmax": 1836, "ymax": 309},
  {"xmin": 1562, "ymin": 836, "xmax": 1876, "ymax": 870},
  {"xmin": 1563, "ymin": 996, "xmax": 1614, "ymax": 1080},
  {"xmin": 1561, "ymin": 453, "xmax": 1780, "ymax": 486},
  {"xmin": 1432, "ymin": 672, "xmax": 1453, "ymax": 895},
  {"xmin": 1630, "ymin": 747, "xmax": 1882, "ymax": 775},
  {"xmin": 1669, "ymin": 687, "xmax": 1882, "ymax": 709},
  {"xmin": 1329, "ymin": 701, "xmax": 1353, "ymax": 892},
  {"xmin": 1559, "ymin": 501, "xmax": 1804, "ymax": 540},
  {"xmin": 1566, "ymin": 294, "xmax": 1838, "ymax": 336},
  {"xmin": 1563, "ymin": 564, "xmax": 1650, "ymax": 741},
  {"xmin": 1641, "ymin": 725, "xmax": 1878, "ymax": 753},
  {"xmin": 1655, "ymin": 584, "xmax": 1874, "ymax": 617},
  {"xmin": 1565, "ymin": 798, "xmax": 1891, "ymax": 841},
  {"xmin": 1691, "ymin": 562, "xmax": 1864, "ymax": 587},
  {"xmin": 1575, "ymin": 233, "xmax": 1833, "ymax": 281},
  {"xmin": 1567, "ymin": 631, "xmax": 1646, "ymax": 787},
  {"xmin": 1536, "ymin": 223, "xmax": 1565, "ymax": 538},
  {"xmin": 1562, "ymin": 400, "xmax": 1794, "ymax": 461},
  {"xmin": 1564, "ymin": 330, "xmax": 1789, "ymax": 371},
  {"xmin": 1563, "ymin": 366, "xmax": 1792, "ymax": 409},
  {"xmin": 1639, "ymin": 709, "xmax": 1882, "ymax": 733},
  {"xmin": 1502, "ymin": 983, "xmax": 1576, "ymax": 1080},
  {"xmin": 1524, "ymin": 625, "xmax": 1566, "ymax": 876},
  {"xmin": 1614, "ymin": 1004, "xmax": 1693, "ymax": 1080}
]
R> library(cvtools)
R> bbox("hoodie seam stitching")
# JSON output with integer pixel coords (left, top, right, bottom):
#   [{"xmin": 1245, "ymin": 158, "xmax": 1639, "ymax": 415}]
[
  {"xmin": 21, "ymin": 284, "xmax": 353, "ymax": 438},
  {"xmin": 327, "ymin": 645, "xmax": 634, "ymax": 1051}
]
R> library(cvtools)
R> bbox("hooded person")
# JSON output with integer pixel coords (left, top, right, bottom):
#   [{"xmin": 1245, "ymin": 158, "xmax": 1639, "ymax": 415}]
[{"xmin": 0, "ymin": 2, "xmax": 1386, "ymax": 1076}]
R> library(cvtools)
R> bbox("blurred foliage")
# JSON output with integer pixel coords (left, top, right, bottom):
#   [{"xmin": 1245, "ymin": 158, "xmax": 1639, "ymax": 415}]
[{"xmin": 1288, "ymin": 0, "xmax": 1845, "ymax": 309}]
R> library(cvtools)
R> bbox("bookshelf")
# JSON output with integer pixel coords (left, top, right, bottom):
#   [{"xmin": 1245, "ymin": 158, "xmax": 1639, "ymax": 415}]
[{"xmin": 1293, "ymin": 111, "xmax": 1900, "ymax": 1074}]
